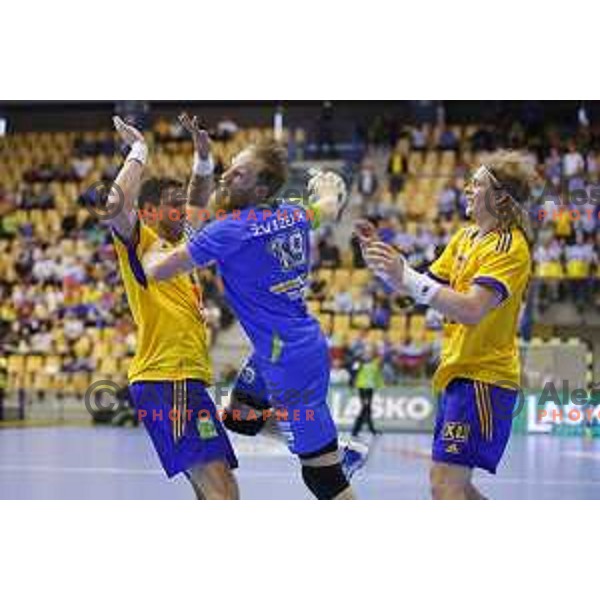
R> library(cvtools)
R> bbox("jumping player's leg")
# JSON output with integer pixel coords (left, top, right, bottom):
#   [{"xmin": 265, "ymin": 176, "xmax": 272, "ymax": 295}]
[
  {"xmin": 431, "ymin": 378, "xmax": 516, "ymax": 500},
  {"xmin": 222, "ymin": 354, "xmax": 285, "ymax": 443},
  {"xmin": 225, "ymin": 352, "xmax": 367, "ymax": 491},
  {"xmin": 299, "ymin": 439, "xmax": 355, "ymax": 500},
  {"xmin": 130, "ymin": 380, "xmax": 239, "ymax": 500},
  {"xmin": 261, "ymin": 341, "xmax": 356, "ymax": 500}
]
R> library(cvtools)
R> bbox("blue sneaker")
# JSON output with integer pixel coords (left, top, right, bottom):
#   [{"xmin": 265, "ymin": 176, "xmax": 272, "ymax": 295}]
[{"xmin": 340, "ymin": 439, "xmax": 369, "ymax": 481}]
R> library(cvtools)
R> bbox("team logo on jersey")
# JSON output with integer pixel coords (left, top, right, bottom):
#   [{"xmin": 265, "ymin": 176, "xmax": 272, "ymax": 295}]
[
  {"xmin": 197, "ymin": 415, "xmax": 218, "ymax": 440},
  {"xmin": 442, "ymin": 422, "xmax": 470, "ymax": 443}
]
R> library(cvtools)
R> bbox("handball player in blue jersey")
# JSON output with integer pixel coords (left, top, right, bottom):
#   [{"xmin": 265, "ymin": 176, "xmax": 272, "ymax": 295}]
[{"xmin": 145, "ymin": 140, "xmax": 357, "ymax": 499}]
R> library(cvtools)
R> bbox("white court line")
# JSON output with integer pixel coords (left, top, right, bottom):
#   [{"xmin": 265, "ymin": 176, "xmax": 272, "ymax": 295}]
[
  {"xmin": 0, "ymin": 464, "xmax": 599, "ymax": 487},
  {"xmin": 562, "ymin": 451, "xmax": 600, "ymax": 462}
]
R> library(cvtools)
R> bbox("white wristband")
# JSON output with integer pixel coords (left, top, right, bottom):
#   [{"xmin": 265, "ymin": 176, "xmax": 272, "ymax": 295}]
[
  {"xmin": 193, "ymin": 153, "xmax": 214, "ymax": 177},
  {"xmin": 127, "ymin": 141, "xmax": 148, "ymax": 166},
  {"xmin": 403, "ymin": 266, "xmax": 442, "ymax": 305}
]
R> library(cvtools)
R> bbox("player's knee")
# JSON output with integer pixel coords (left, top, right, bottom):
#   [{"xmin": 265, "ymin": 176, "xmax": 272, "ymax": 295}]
[
  {"xmin": 430, "ymin": 464, "xmax": 468, "ymax": 500},
  {"xmin": 222, "ymin": 391, "xmax": 268, "ymax": 437},
  {"xmin": 301, "ymin": 463, "xmax": 350, "ymax": 500}
]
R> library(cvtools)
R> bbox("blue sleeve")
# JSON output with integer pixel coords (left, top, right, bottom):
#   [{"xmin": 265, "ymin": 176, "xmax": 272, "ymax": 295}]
[{"xmin": 187, "ymin": 217, "xmax": 244, "ymax": 267}]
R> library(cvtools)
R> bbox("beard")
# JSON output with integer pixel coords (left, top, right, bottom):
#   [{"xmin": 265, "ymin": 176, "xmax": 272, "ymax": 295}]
[{"xmin": 214, "ymin": 182, "xmax": 255, "ymax": 212}]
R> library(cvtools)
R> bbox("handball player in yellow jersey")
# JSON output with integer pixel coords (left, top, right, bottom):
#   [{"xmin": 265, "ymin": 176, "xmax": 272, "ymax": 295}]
[
  {"xmin": 357, "ymin": 151, "xmax": 534, "ymax": 499},
  {"xmin": 103, "ymin": 116, "xmax": 238, "ymax": 499}
]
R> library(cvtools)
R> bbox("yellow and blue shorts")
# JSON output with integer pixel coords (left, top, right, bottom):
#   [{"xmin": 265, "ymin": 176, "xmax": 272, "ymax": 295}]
[
  {"xmin": 130, "ymin": 379, "xmax": 238, "ymax": 478},
  {"xmin": 432, "ymin": 378, "xmax": 517, "ymax": 474}
]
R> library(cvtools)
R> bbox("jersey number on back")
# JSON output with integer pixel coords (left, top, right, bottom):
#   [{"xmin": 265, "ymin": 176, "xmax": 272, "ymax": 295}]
[{"xmin": 268, "ymin": 231, "xmax": 307, "ymax": 270}]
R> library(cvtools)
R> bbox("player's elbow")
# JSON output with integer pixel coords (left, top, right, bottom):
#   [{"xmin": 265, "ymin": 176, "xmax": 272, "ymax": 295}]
[
  {"xmin": 145, "ymin": 263, "xmax": 167, "ymax": 281},
  {"xmin": 456, "ymin": 299, "xmax": 489, "ymax": 325}
]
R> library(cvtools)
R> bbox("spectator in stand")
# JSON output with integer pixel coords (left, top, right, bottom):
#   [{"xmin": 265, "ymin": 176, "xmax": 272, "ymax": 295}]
[
  {"xmin": 216, "ymin": 116, "xmax": 238, "ymax": 141},
  {"xmin": 353, "ymin": 288, "xmax": 374, "ymax": 315},
  {"xmin": 545, "ymin": 146, "xmax": 562, "ymax": 185},
  {"xmin": 316, "ymin": 236, "xmax": 341, "ymax": 269},
  {"xmin": 553, "ymin": 206, "xmax": 575, "ymax": 244},
  {"xmin": 563, "ymin": 141, "xmax": 585, "ymax": 182},
  {"xmin": 387, "ymin": 144, "xmax": 407, "ymax": 197},
  {"xmin": 348, "ymin": 329, "xmax": 369, "ymax": 364},
  {"xmin": 370, "ymin": 295, "xmax": 391, "ymax": 330},
  {"xmin": 330, "ymin": 357, "xmax": 351, "ymax": 386},
  {"xmin": 565, "ymin": 230, "xmax": 597, "ymax": 313},
  {"xmin": 411, "ymin": 126, "xmax": 427, "ymax": 152},
  {"xmin": 437, "ymin": 181, "xmax": 458, "ymax": 220},
  {"xmin": 71, "ymin": 154, "xmax": 94, "ymax": 181},
  {"xmin": 30, "ymin": 322, "xmax": 53, "ymax": 355},
  {"xmin": 470, "ymin": 125, "xmax": 496, "ymax": 152},
  {"xmin": 334, "ymin": 285, "xmax": 354, "ymax": 315},
  {"xmin": 534, "ymin": 234, "xmax": 564, "ymax": 312},
  {"xmin": 356, "ymin": 160, "xmax": 378, "ymax": 200},
  {"xmin": 397, "ymin": 335, "xmax": 428, "ymax": 378},
  {"xmin": 438, "ymin": 128, "xmax": 458, "ymax": 151},
  {"xmin": 586, "ymin": 150, "xmax": 599, "ymax": 178}
]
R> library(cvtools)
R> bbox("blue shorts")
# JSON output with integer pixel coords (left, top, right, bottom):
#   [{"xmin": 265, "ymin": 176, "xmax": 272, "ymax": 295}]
[
  {"xmin": 232, "ymin": 355, "xmax": 271, "ymax": 408},
  {"xmin": 130, "ymin": 379, "xmax": 238, "ymax": 478},
  {"xmin": 432, "ymin": 378, "xmax": 517, "ymax": 474},
  {"xmin": 238, "ymin": 341, "xmax": 338, "ymax": 456}
]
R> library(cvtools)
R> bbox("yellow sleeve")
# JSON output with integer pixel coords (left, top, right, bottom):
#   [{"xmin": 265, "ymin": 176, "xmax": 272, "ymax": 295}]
[
  {"xmin": 471, "ymin": 231, "xmax": 531, "ymax": 305},
  {"xmin": 113, "ymin": 221, "xmax": 158, "ymax": 288},
  {"xmin": 428, "ymin": 228, "xmax": 468, "ymax": 283}
]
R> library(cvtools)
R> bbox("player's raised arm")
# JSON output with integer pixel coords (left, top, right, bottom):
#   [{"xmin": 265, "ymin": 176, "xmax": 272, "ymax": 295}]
[
  {"xmin": 363, "ymin": 241, "xmax": 500, "ymax": 325},
  {"xmin": 179, "ymin": 112, "xmax": 215, "ymax": 229},
  {"xmin": 105, "ymin": 116, "xmax": 148, "ymax": 240},
  {"xmin": 306, "ymin": 171, "xmax": 348, "ymax": 227}
]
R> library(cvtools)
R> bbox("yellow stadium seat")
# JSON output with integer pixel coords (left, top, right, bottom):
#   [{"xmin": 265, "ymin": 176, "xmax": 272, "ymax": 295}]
[
  {"xmin": 367, "ymin": 329, "xmax": 385, "ymax": 344},
  {"xmin": 25, "ymin": 355, "xmax": 44, "ymax": 374},
  {"xmin": 333, "ymin": 314, "xmax": 351, "ymax": 334},
  {"xmin": 351, "ymin": 269, "xmax": 371, "ymax": 287},
  {"xmin": 307, "ymin": 300, "xmax": 321, "ymax": 315},
  {"xmin": 99, "ymin": 357, "xmax": 118, "ymax": 376},
  {"xmin": 389, "ymin": 327, "xmax": 406, "ymax": 344},
  {"xmin": 390, "ymin": 314, "xmax": 407, "ymax": 333},
  {"xmin": 8, "ymin": 355, "xmax": 25, "ymax": 375},
  {"xmin": 410, "ymin": 315, "xmax": 426, "ymax": 335},
  {"xmin": 317, "ymin": 313, "xmax": 332, "ymax": 334},
  {"xmin": 352, "ymin": 314, "xmax": 370, "ymax": 330},
  {"xmin": 333, "ymin": 269, "xmax": 352, "ymax": 287},
  {"xmin": 71, "ymin": 372, "xmax": 91, "ymax": 394}
]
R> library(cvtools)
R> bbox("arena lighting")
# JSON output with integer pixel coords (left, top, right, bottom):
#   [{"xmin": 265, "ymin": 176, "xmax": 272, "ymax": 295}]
[{"xmin": 0, "ymin": 117, "xmax": 7, "ymax": 136}]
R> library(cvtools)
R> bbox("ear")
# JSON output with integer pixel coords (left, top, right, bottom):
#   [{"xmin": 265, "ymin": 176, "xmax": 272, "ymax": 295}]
[{"xmin": 255, "ymin": 184, "xmax": 270, "ymax": 201}]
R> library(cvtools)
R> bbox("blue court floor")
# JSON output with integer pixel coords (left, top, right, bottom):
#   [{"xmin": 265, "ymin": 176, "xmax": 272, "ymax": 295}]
[{"xmin": 0, "ymin": 426, "xmax": 599, "ymax": 499}]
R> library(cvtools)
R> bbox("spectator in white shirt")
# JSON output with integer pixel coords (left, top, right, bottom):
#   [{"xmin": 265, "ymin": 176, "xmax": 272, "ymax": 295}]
[{"xmin": 563, "ymin": 141, "xmax": 584, "ymax": 179}]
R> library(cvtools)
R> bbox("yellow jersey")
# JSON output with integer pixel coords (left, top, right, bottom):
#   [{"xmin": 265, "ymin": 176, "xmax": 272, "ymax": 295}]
[
  {"xmin": 113, "ymin": 221, "xmax": 212, "ymax": 384},
  {"xmin": 429, "ymin": 225, "xmax": 531, "ymax": 393}
]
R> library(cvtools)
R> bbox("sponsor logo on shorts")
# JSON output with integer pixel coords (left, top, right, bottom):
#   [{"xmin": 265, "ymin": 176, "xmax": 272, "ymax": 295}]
[
  {"xmin": 445, "ymin": 443, "xmax": 461, "ymax": 454},
  {"xmin": 442, "ymin": 422, "xmax": 470, "ymax": 443},
  {"xmin": 241, "ymin": 366, "xmax": 256, "ymax": 385},
  {"xmin": 197, "ymin": 415, "xmax": 218, "ymax": 440}
]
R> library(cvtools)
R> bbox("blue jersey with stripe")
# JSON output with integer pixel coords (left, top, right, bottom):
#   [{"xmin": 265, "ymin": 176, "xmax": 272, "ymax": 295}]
[{"xmin": 187, "ymin": 204, "xmax": 323, "ymax": 360}]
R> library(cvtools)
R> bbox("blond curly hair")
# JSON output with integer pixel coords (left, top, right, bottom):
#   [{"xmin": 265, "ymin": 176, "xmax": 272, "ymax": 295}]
[{"xmin": 483, "ymin": 150, "xmax": 536, "ymax": 245}]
